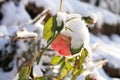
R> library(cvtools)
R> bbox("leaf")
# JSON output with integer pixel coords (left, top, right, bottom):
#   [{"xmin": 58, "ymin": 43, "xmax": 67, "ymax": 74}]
[
  {"xmin": 34, "ymin": 76, "xmax": 46, "ymax": 80},
  {"xmin": 72, "ymin": 68, "xmax": 79, "ymax": 75},
  {"xmin": 60, "ymin": 68, "xmax": 68, "ymax": 79},
  {"xmin": 59, "ymin": 62, "xmax": 65, "ymax": 71},
  {"xmin": 79, "ymin": 48, "xmax": 88, "ymax": 64},
  {"xmin": 43, "ymin": 16, "xmax": 57, "ymax": 41},
  {"xmin": 65, "ymin": 62, "xmax": 73, "ymax": 70},
  {"xmin": 50, "ymin": 56, "xmax": 62, "ymax": 65},
  {"xmin": 70, "ymin": 45, "xmax": 83, "ymax": 55},
  {"xmin": 72, "ymin": 65, "xmax": 84, "ymax": 80},
  {"xmin": 56, "ymin": 21, "xmax": 64, "ymax": 33},
  {"xmin": 19, "ymin": 66, "xmax": 29, "ymax": 80}
]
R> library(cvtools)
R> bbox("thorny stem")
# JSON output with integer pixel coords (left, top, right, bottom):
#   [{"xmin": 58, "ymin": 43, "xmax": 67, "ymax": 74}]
[
  {"xmin": 59, "ymin": 0, "xmax": 63, "ymax": 12},
  {"xmin": 37, "ymin": 32, "xmax": 60, "ymax": 64}
]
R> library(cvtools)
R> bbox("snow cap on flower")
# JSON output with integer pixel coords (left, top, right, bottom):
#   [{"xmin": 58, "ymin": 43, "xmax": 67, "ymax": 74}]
[
  {"xmin": 51, "ymin": 12, "xmax": 95, "ymax": 56},
  {"xmin": 56, "ymin": 12, "xmax": 66, "ymax": 27},
  {"xmin": 63, "ymin": 18, "xmax": 90, "ymax": 49}
]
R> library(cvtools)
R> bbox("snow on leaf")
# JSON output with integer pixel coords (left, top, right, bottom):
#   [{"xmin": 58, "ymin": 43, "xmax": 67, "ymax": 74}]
[{"xmin": 70, "ymin": 45, "xmax": 83, "ymax": 55}]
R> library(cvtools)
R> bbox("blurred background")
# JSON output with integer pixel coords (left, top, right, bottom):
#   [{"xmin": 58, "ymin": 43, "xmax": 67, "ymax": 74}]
[{"xmin": 0, "ymin": 0, "xmax": 120, "ymax": 80}]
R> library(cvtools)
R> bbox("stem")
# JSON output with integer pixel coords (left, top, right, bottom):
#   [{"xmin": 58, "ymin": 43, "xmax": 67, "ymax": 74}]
[
  {"xmin": 37, "ymin": 33, "xmax": 59, "ymax": 64},
  {"xmin": 59, "ymin": 0, "xmax": 63, "ymax": 12},
  {"xmin": 28, "ymin": 51, "xmax": 39, "ymax": 76}
]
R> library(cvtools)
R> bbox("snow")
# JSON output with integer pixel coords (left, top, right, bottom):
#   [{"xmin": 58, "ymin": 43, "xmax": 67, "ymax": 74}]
[
  {"xmin": 16, "ymin": 29, "xmax": 38, "ymax": 38},
  {"xmin": 88, "ymin": 13, "xmax": 97, "ymax": 24},
  {"xmin": 7, "ymin": 26, "xmax": 19, "ymax": 36},
  {"xmin": 1, "ymin": 1, "xmax": 31, "ymax": 26},
  {"xmin": 56, "ymin": 12, "xmax": 66, "ymax": 27},
  {"xmin": 33, "ymin": 65, "xmax": 43, "ymax": 77},
  {"xmin": 0, "ymin": 60, "xmax": 18, "ymax": 80},
  {"xmin": 16, "ymin": 40, "xmax": 29, "ymax": 57},
  {"xmin": 0, "ymin": 0, "xmax": 120, "ymax": 80},
  {"xmin": 0, "ymin": 37, "xmax": 9, "ymax": 50},
  {"xmin": 57, "ymin": 12, "xmax": 90, "ymax": 50}
]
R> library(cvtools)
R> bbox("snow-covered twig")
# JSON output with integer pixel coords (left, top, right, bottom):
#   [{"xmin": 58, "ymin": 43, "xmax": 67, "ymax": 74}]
[
  {"xmin": 19, "ymin": 8, "xmax": 50, "ymax": 28},
  {"xmin": 0, "ymin": 9, "xmax": 50, "ymax": 40},
  {"xmin": 85, "ymin": 59, "xmax": 108, "ymax": 71}
]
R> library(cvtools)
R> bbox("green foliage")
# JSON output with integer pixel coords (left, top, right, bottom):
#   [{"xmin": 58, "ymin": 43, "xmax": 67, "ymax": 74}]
[
  {"xmin": 34, "ymin": 76, "xmax": 46, "ymax": 80},
  {"xmin": 65, "ymin": 62, "xmax": 73, "ymax": 70},
  {"xmin": 70, "ymin": 45, "xmax": 83, "ymax": 55},
  {"xmin": 19, "ymin": 66, "xmax": 29, "ymax": 80},
  {"xmin": 53, "ymin": 48, "xmax": 88, "ymax": 80},
  {"xmin": 60, "ymin": 67, "xmax": 68, "ymax": 79},
  {"xmin": 43, "ymin": 16, "xmax": 64, "ymax": 42},
  {"xmin": 79, "ymin": 48, "xmax": 88, "ymax": 64},
  {"xmin": 50, "ymin": 48, "xmax": 88, "ymax": 80},
  {"xmin": 43, "ymin": 16, "xmax": 57, "ymax": 41},
  {"xmin": 50, "ymin": 56, "xmax": 63, "ymax": 65}
]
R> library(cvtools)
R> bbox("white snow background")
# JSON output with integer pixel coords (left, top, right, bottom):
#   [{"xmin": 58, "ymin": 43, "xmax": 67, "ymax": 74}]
[{"xmin": 0, "ymin": 0, "xmax": 120, "ymax": 80}]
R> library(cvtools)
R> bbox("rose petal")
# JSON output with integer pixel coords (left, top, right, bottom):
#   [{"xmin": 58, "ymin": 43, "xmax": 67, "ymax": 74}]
[{"xmin": 51, "ymin": 34, "xmax": 71, "ymax": 56}]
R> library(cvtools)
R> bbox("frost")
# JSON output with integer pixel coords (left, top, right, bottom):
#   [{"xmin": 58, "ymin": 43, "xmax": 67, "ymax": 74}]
[
  {"xmin": 0, "ymin": 33, "xmax": 4, "ymax": 37},
  {"xmin": 7, "ymin": 26, "xmax": 19, "ymax": 36},
  {"xmin": 1, "ymin": 1, "xmax": 31, "ymax": 26},
  {"xmin": 33, "ymin": 65, "xmax": 43, "ymax": 77},
  {"xmin": 16, "ymin": 29, "xmax": 38, "ymax": 38},
  {"xmin": 0, "ymin": 25, "xmax": 8, "ymax": 36}
]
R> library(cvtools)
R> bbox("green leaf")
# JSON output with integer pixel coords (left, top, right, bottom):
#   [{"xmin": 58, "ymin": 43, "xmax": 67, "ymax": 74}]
[
  {"xmin": 59, "ymin": 62, "xmax": 65, "ymax": 71},
  {"xmin": 56, "ymin": 21, "xmax": 64, "ymax": 33},
  {"xmin": 70, "ymin": 45, "xmax": 83, "ymax": 55},
  {"xmin": 72, "ymin": 68, "xmax": 79, "ymax": 75},
  {"xmin": 50, "ymin": 56, "xmax": 62, "ymax": 65},
  {"xmin": 72, "ymin": 65, "xmax": 84, "ymax": 80},
  {"xmin": 65, "ymin": 62, "xmax": 73, "ymax": 70},
  {"xmin": 60, "ymin": 68, "xmax": 68, "ymax": 79},
  {"xmin": 43, "ymin": 16, "xmax": 57, "ymax": 41},
  {"xmin": 34, "ymin": 76, "xmax": 46, "ymax": 80},
  {"xmin": 79, "ymin": 48, "xmax": 88, "ymax": 64},
  {"xmin": 19, "ymin": 66, "xmax": 29, "ymax": 80}
]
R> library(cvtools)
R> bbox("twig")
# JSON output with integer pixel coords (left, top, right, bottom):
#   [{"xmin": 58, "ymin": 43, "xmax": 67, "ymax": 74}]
[
  {"xmin": 0, "ymin": 9, "xmax": 50, "ymax": 39},
  {"xmin": 92, "ymin": 42, "xmax": 99, "ymax": 52},
  {"xmin": 19, "ymin": 9, "xmax": 50, "ymax": 28},
  {"xmin": 85, "ymin": 59, "xmax": 108, "ymax": 71}
]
